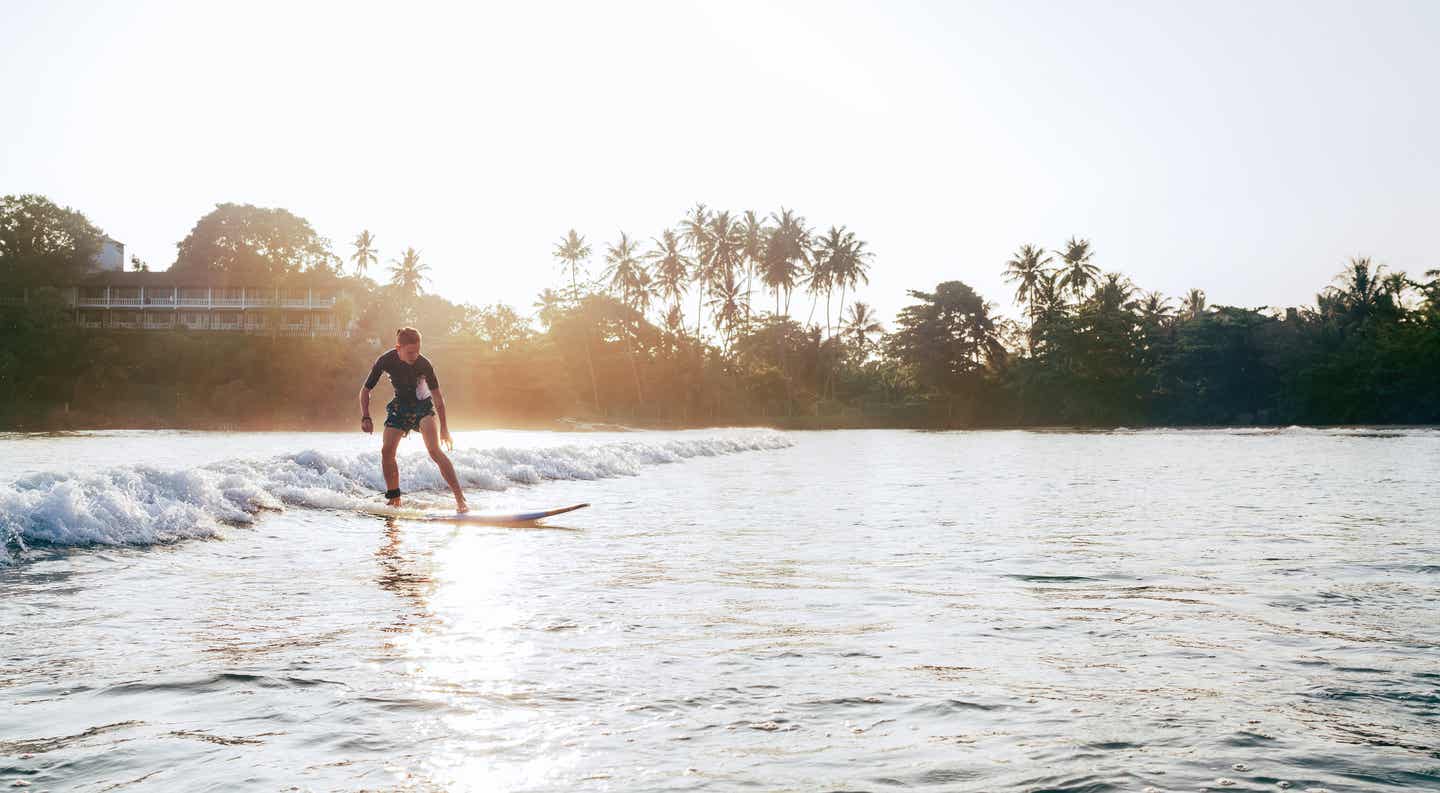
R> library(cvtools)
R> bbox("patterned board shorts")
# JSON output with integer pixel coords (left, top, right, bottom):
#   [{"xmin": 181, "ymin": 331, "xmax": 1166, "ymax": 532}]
[{"xmin": 385, "ymin": 397, "xmax": 435, "ymax": 434}]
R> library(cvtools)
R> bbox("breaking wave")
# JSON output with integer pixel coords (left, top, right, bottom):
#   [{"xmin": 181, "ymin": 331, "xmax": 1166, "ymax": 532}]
[{"xmin": 0, "ymin": 430, "xmax": 792, "ymax": 564}]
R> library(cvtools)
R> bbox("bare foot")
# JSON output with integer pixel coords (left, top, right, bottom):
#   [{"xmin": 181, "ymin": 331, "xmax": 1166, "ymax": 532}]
[
  {"xmin": 387, "ymin": 497, "xmax": 402, "ymax": 508},
  {"xmin": 455, "ymin": 500, "xmax": 469, "ymax": 514}
]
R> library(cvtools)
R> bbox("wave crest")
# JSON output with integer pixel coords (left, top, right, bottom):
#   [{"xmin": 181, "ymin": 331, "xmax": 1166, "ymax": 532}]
[{"xmin": 0, "ymin": 430, "xmax": 791, "ymax": 563}]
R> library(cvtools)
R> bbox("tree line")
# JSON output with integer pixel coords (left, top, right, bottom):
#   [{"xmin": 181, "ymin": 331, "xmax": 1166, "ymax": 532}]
[{"xmin": 2, "ymin": 193, "xmax": 1437, "ymax": 429}]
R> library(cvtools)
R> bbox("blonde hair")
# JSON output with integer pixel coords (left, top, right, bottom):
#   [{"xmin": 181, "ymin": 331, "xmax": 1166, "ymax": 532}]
[{"xmin": 396, "ymin": 327, "xmax": 421, "ymax": 345}]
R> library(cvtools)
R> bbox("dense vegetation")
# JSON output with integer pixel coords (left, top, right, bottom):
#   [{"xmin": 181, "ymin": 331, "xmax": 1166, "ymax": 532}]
[{"xmin": 2, "ymin": 194, "xmax": 1437, "ymax": 430}]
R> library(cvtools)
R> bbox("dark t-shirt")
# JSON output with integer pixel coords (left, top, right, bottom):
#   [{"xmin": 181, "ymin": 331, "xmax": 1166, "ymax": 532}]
[{"xmin": 364, "ymin": 350, "xmax": 439, "ymax": 405}]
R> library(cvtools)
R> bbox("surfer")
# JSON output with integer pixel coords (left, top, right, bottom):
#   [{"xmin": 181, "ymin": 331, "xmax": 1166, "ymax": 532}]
[{"xmin": 359, "ymin": 327, "xmax": 468, "ymax": 513}]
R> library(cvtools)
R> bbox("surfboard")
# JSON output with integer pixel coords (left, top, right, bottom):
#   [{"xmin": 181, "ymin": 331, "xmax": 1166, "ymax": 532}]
[{"xmin": 364, "ymin": 502, "xmax": 590, "ymax": 525}]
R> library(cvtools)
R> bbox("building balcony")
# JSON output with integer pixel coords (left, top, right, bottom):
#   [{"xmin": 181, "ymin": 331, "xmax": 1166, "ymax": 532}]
[
  {"xmin": 80, "ymin": 320, "xmax": 103, "ymax": 329},
  {"xmin": 110, "ymin": 319, "xmax": 140, "ymax": 329},
  {"xmin": 75, "ymin": 289, "xmax": 338, "ymax": 309},
  {"xmin": 144, "ymin": 321, "xmax": 175, "ymax": 330}
]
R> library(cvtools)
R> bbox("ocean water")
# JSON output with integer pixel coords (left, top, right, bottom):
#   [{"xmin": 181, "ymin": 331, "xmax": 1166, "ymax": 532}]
[{"xmin": 2, "ymin": 427, "xmax": 1438, "ymax": 792}]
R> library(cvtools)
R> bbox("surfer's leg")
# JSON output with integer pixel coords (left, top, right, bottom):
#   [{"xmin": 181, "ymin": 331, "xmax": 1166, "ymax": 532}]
[
  {"xmin": 381, "ymin": 427, "xmax": 404, "ymax": 506},
  {"xmin": 420, "ymin": 415, "xmax": 467, "ymax": 513}
]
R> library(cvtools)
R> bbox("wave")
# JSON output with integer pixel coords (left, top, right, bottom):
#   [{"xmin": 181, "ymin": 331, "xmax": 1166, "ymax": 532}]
[{"xmin": 0, "ymin": 430, "xmax": 792, "ymax": 564}]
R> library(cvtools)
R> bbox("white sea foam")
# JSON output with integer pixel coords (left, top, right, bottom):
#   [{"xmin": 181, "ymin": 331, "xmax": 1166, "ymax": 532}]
[{"xmin": 0, "ymin": 430, "xmax": 791, "ymax": 563}]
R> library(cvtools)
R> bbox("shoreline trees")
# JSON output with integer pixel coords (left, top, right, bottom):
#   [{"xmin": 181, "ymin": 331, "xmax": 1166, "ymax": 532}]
[{"xmin": 3, "ymin": 192, "xmax": 1438, "ymax": 429}]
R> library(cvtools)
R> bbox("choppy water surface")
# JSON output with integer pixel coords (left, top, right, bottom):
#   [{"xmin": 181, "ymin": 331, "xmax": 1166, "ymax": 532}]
[{"xmin": 2, "ymin": 428, "xmax": 1438, "ymax": 792}]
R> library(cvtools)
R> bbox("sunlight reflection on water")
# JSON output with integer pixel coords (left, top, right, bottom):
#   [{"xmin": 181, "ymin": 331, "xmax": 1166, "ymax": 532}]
[{"xmin": 2, "ymin": 428, "xmax": 1438, "ymax": 791}]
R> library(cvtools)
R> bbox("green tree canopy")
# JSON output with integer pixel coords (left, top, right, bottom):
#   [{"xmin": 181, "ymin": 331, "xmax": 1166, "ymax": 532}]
[
  {"xmin": 173, "ymin": 203, "xmax": 337, "ymax": 280},
  {"xmin": 886, "ymin": 281, "xmax": 1003, "ymax": 396},
  {"xmin": 0, "ymin": 194, "xmax": 107, "ymax": 286}
]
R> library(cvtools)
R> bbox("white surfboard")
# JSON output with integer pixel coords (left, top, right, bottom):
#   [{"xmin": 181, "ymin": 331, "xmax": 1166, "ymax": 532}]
[{"xmin": 365, "ymin": 502, "xmax": 590, "ymax": 525}]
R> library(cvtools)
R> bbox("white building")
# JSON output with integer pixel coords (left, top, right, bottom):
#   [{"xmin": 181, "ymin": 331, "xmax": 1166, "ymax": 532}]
[
  {"xmin": 70, "ymin": 270, "xmax": 345, "ymax": 335},
  {"xmin": 0, "ymin": 237, "xmax": 348, "ymax": 335},
  {"xmin": 93, "ymin": 238, "xmax": 125, "ymax": 272}
]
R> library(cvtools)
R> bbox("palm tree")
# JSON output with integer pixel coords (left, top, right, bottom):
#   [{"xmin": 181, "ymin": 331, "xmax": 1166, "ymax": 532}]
[
  {"xmin": 533, "ymin": 288, "xmax": 565, "ymax": 331},
  {"xmin": 662, "ymin": 304, "xmax": 685, "ymax": 336},
  {"xmin": 1033, "ymin": 271, "xmax": 1065, "ymax": 319},
  {"xmin": 704, "ymin": 210, "xmax": 745, "ymax": 334},
  {"xmin": 1055, "ymin": 236, "xmax": 1099, "ymax": 300},
  {"xmin": 706, "ymin": 268, "xmax": 749, "ymax": 355},
  {"xmin": 1094, "ymin": 272, "xmax": 1134, "ymax": 313},
  {"xmin": 1379, "ymin": 271, "xmax": 1410, "ymax": 311},
  {"xmin": 1003, "ymin": 244, "xmax": 1053, "ymax": 330},
  {"xmin": 811, "ymin": 227, "xmax": 847, "ymax": 332},
  {"xmin": 1135, "ymin": 290, "xmax": 1174, "ymax": 329},
  {"xmin": 1027, "ymin": 270, "xmax": 1067, "ymax": 358},
  {"xmin": 553, "ymin": 229, "xmax": 598, "ymax": 410},
  {"xmin": 1311, "ymin": 290, "xmax": 1345, "ymax": 325},
  {"xmin": 350, "ymin": 230, "xmax": 378, "ymax": 278},
  {"xmin": 387, "ymin": 247, "xmax": 429, "ymax": 297},
  {"xmin": 603, "ymin": 232, "xmax": 651, "ymax": 308},
  {"xmin": 829, "ymin": 230, "xmax": 872, "ymax": 343},
  {"xmin": 806, "ymin": 227, "xmax": 871, "ymax": 398},
  {"xmin": 801, "ymin": 246, "xmax": 832, "ymax": 331},
  {"xmin": 604, "ymin": 232, "xmax": 652, "ymax": 403},
  {"xmin": 1419, "ymin": 269, "xmax": 1440, "ymax": 316},
  {"xmin": 740, "ymin": 210, "xmax": 768, "ymax": 319},
  {"xmin": 648, "ymin": 228, "xmax": 691, "ymax": 319},
  {"xmin": 678, "ymin": 204, "xmax": 713, "ymax": 338},
  {"xmin": 964, "ymin": 298, "xmax": 1006, "ymax": 369},
  {"xmin": 842, "ymin": 301, "xmax": 884, "ymax": 361},
  {"xmin": 553, "ymin": 229, "xmax": 591, "ymax": 303},
  {"xmin": 762, "ymin": 208, "xmax": 811, "ymax": 317},
  {"xmin": 1181, "ymin": 288, "xmax": 1207, "ymax": 321},
  {"xmin": 1329, "ymin": 256, "xmax": 1385, "ymax": 323}
]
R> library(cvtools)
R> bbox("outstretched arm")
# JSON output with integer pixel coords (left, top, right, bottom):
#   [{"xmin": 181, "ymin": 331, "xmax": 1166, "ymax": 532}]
[{"xmin": 433, "ymin": 388, "xmax": 453, "ymax": 450}]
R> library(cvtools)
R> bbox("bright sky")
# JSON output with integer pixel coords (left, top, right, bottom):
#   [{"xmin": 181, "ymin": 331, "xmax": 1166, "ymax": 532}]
[{"xmin": 3, "ymin": 0, "xmax": 1437, "ymax": 328}]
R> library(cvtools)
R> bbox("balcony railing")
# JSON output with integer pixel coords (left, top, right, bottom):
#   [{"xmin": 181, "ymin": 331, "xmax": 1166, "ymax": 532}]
[
  {"xmin": 110, "ymin": 319, "xmax": 140, "ymax": 329},
  {"xmin": 74, "ymin": 290, "xmax": 338, "ymax": 309},
  {"xmin": 144, "ymin": 321, "xmax": 175, "ymax": 330}
]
